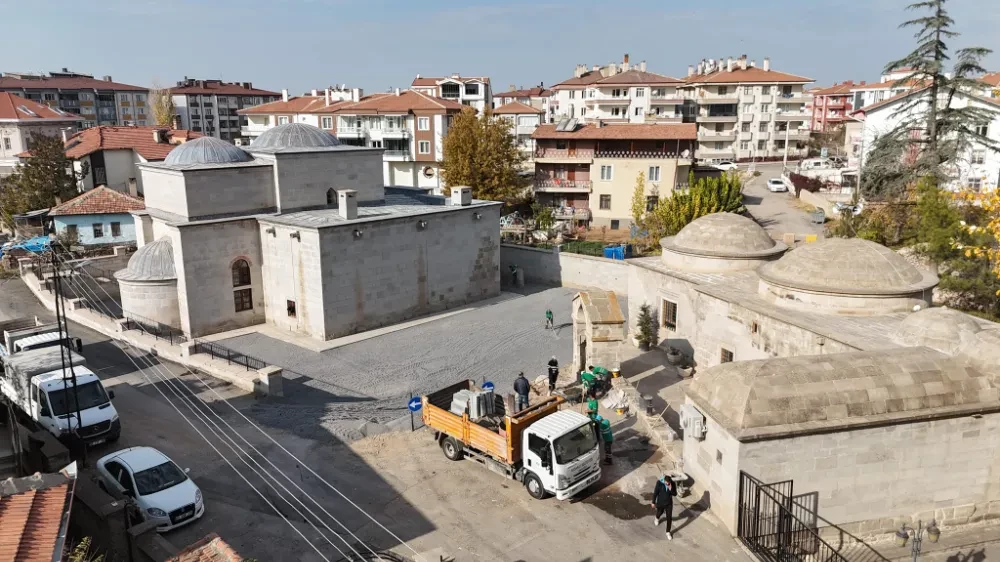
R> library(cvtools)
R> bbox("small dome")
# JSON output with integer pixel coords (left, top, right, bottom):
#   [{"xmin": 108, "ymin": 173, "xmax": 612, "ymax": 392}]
[
  {"xmin": 895, "ymin": 307, "xmax": 981, "ymax": 355},
  {"xmin": 115, "ymin": 237, "xmax": 176, "ymax": 281},
  {"xmin": 758, "ymin": 238, "xmax": 937, "ymax": 295},
  {"xmin": 163, "ymin": 137, "xmax": 253, "ymax": 166},
  {"xmin": 249, "ymin": 123, "xmax": 341, "ymax": 151},
  {"xmin": 663, "ymin": 213, "xmax": 782, "ymax": 258}
]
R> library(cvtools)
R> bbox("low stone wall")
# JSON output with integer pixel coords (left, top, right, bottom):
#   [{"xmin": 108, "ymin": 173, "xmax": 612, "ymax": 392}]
[
  {"xmin": 500, "ymin": 244, "xmax": 630, "ymax": 295},
  {"xmin": 799, "ymin": 189, "xmax": 837, "ymax": 215}
]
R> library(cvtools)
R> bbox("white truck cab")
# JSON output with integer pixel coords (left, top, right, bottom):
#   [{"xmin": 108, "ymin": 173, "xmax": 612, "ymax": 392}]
[{"xmin": 520, "ymin": 410, "xmax": 602, "ymax": 500}]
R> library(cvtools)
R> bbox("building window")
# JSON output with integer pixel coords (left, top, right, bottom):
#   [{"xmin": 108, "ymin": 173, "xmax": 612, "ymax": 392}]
[
  {"xmin": 751, "ymin": 321, "xmax": 759, "ymax": 334},
  {"xmin": 741, "ymin": 122, "xmax": 751, "ymax": 133},
  {"xmin": 321, "ymin": 116, "xmax": 333, "ymax": 129},
  {"xmin": 464, "ymin": 84, "xmax": 478, "ymax": 95},
  {"xmin": 234, "ymin": 289, "xmax": 253, "ymax": 313},
  {"xmin": 634, "ymin": 107, "xmax": 642, "ymax": 116},
  {"xmin": 65, "ymin": 225, "xmax": 78, "ymax": 241},
  {"xmin": 720, "ymin": 348, "xmax": 734, "ymax": 363},
  {"xmin": 661, "ymin": 299, "xmax": 677, "ymax": 331},
  {"xmin": 599, "ymin": 194, "xmax": 611, "ymax": 209},
  {"xmin": 740, "ymin": 140, "xmax": 750, "ymax": 150},
  {"xmin": 968, "ymin": 177, "xmax": 983, "ymax": 191},
  {"xmin": 759, "ymin": 122, "xmax": 768, "ymax": 132},
  {"xmin": 758, "ymin": 140, "xmax": 766, "ymax": 150},
  {"xmin": 611, "ymin": 107, "xmax": 622, "ymax": 117},
  {"xmin": 327, "ymin": 188, "xmax": 337, "ymax": 206},
  {"xmin": 418, "ymin": 117, "xmax": 430, "ymax": 131},
  {"xmin": 648, "ymin": 166, "xmax": 660, "ymax": 181},
  {"xmin": 2, "ymin": 138, "xmax": 10, "ymax": 150},
  {"xmin": 715, "ymin": 142, "xmax": 724, "ymax": 150},
  {"xmin": 92, "ymin": 223, "xmax": 104, "ymax": 238},
  {"xmin": 287, "ymin": 300, "xmax": 297, "ymax": 318},
  {"xmin": 610, "ymin": 219, "xmax": 620, "ymax": 230},
  {"xmin": 762, "ymin": 86, "xmax": 771, "ymax": 95},
  {"xmin": 743, "ymin": 86, "xmax": 752, "ymax": 95},
  {"xmin": 971, "ymin": 150, "xmax": 986, "ymax": 164},
  {"xmin": 232, "ymin": 259, "xmax": 251, "ymax": 287},
  {"xmin": 418, "ymin": 141, "xmax": 431, "ymax": 154},
  {"xmin": 718, "ymin": 86, "xmax": 728, "ymax": 96},
  {"xmin": 974, "ymin": 123, "xmax": 989, "ymax": 136},
  {"xmin": 580, "ymin": 107, "xmax": 587, "ymax": 116},
  {"xmin": 569, "ymin": 90, "xmax": 576, "ymax": 99},
  {"xmin": 600, "ymin": 165, "xmax": 613, "ymax": 180},
  {"xmin": 111, "ymin": 222, "xmax": 121, "ymax": 237},
  {"xmin": 44, "ymin": 93, "xmax": 56, "ymax": 101},
  {"xmin": 635, "ymin": 88, "xmax": 645, "ymax": 97},
  {"xmin": 742, "ymin": 103, "xmax": 753, "ymax": 113},
  {"xmin": 761, "ymin": 103, "xmax": 770, "ymax": 113},
  {"xmin": 646, "ymin": 196, "xmax": 658, "ymax": 211},
  {"xmin": 278, "ymin": 116, "xmax": 289, "ymax": 125}
]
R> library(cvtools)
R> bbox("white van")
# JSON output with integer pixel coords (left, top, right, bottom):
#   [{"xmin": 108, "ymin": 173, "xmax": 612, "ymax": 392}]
[{"xmin": 798, "ymin": 158, "xmax": 833, "ymax": 171}]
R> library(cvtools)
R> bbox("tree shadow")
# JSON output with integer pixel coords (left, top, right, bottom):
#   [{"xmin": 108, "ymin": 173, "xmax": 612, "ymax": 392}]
[{"xmin": 946, "ymin": 549, "xmax": 987, "ymax": 562}]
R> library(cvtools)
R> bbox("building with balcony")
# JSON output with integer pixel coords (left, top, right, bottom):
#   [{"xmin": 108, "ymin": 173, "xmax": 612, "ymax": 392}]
[
  {"xmin": 169, "ymin": 78, "xmax": 280, "ymax": 145},
  {"xmin": 682, "ymin": 56, "xmax": 813, "ymax": 162},
  {"xmin": 531, "ymin": 122, "xmax": 696, "ymax": 230},
  {"xmin": 849, "ymin": 77, "xmax": 924, "ymax": 112},
  {"xmin": 0, "ymin": 92, "xmax": 83, "ymax": 176},
  {"xmin": 810, "ymin": 81, "xmax": 856, "ymax": 132},
  {"xmin": 492, "ymin": 85, "xmax": 552, "ymax": 120},
  {"xmin": 0, "ymin": 68, "xmax": 148, "ymax": 129},
  {"xmin": 411, "ymin": 74, "xmax": 491, "ymax": 114},
  {"xmin": 493, "ymin": 102, "xmax": 544, "ymax": 162},
  {"xmin": 236, "ymin": 88, "xmax": 361, "ymax": 141}
]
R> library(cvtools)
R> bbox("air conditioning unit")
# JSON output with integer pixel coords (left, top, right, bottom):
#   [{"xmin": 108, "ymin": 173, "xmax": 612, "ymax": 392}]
[{"xmin": 679, "ymin": 404, "xmax": 706, "ymax": 440}]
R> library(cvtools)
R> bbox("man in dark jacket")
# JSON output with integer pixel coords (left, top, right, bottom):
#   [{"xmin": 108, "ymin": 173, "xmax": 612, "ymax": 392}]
[
  {"xmin": 547, "ymin": 357, "xmax": 559, "ymax": 394},
  {"xmin": 513, "ymin": 372, "xmax": 531, "ymax": 413},
  {"xmin": 652, "ymin": 474, "xmax": 678, "ymax": 540}
]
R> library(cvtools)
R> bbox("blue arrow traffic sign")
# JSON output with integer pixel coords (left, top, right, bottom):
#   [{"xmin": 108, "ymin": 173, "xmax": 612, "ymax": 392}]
[
  {"xmin": 482, "ymin": 381, "xmax": 495, "ymax": 392},
  {"xmin": 407, "ymin": 396, "xmax": 422, "ymax": 412}
]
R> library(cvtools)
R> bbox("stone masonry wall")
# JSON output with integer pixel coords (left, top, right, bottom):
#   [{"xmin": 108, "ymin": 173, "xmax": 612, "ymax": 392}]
[
  {"xmin": 500, "ymin": 245, "xmax": 629, "ymax": 295},
  {"xmin": 272, "ymin": 150, "xmax": 384, "ymax": 212},
  {"xmin": 682, "ymin": 396, "xmax": 744, "ymax": 534},
  {"xmin": 627, "ymin": 262, "xmax": 703, "ymax": 356},
  {"xmin": 258, "ymin": 223, "xmax": 326, "ymax": 339},
  {"xmin": 183, "ymin": 166, "xmax": 276, "ymax": 218},
  {"xmin": 119, "ymin": 279, "xmax": 180, "ymax": 328},
  {"xmin": 317, "ymin": 205, "xmax": 501, "ymax": 339}
]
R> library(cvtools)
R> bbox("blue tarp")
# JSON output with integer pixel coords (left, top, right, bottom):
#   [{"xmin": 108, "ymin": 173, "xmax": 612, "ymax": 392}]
[
  {"xmin": 602, "ymin": 244, "xmax": 633, "ymax": 261},
  {"xmin": 0, "ymin": 236, "xmax": 50, "ymax": 260}
]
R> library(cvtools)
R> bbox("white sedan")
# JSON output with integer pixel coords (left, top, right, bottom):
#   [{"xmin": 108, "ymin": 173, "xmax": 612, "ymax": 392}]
[
  {"xmin": 714, "ymin": 161, "xmax": 738, "ymax": 171},
  {"xmin": 96, "ymin": 446, "xmax": 204, "ymax": 531},
  {"xmin": 766, "ymin": 178, "xmax": 788, "ymax": 192}
]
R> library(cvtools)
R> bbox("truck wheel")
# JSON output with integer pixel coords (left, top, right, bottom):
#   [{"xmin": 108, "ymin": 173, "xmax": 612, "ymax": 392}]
[
  {"xmin": 524, "ymin": 472, "xmax": 547, "ymax": 500},
  {"xmin": 441, "ymin": 437, "xmax": 463, "ymax": 461}
]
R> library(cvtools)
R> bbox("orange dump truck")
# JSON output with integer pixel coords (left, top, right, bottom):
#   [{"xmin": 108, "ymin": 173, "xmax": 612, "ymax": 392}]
[{"xmin": 422, "ymin": 380, "xmax": 602, "ymax": 500}]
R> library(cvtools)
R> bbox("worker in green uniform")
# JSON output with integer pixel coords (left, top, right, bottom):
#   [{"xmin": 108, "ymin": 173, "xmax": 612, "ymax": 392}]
[
  {"xmin": 586, "ymin": 396, "xmax": 599, "ymax": 421},
  {"xmin": 595, "ymin": 415, "xmax": 614, "ymax": 465},
  {"xmin": 581, "ymin": 366, "xmax": 597, "ymax": 399}
]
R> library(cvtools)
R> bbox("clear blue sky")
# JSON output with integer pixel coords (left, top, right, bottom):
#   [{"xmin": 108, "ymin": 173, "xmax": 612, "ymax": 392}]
[{"xmin": 7, "ymin": 0, "xmax": 999, "ymax": 95}]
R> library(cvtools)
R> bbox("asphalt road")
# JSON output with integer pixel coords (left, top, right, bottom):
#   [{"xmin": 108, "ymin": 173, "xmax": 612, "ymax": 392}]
[{"xmin": 741, "ymin": 162, "xmax": 825, "ymax": 238}]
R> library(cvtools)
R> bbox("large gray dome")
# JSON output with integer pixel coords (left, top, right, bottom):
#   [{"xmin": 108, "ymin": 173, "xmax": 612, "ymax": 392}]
[
  {"xmin": 663, "ymin": 213, "xmax": 784, "ymax": 258},
  {"xmin": 250, "ymin": 123, "xmax": 341, "ymax": 151},
  {"xmin": 163, "ymin": 137, "xmax": 253, "ymax": 166},
  {"xmin": 115, "ymin": 237, "xmax": 176, "ymax": 281}
]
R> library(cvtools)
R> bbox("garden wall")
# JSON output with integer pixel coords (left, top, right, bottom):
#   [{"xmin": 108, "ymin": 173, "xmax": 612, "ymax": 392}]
[{"xmin": 500, "ymin": 244, "xmax": 630, "ymax": 295}]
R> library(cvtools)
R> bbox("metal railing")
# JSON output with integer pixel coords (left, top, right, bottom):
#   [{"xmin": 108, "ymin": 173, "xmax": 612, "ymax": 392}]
[
  {"xmin": 534, "ymin": 178, "xmax": 592, "ymax": 189},
  {"xmin": 121, "ymin": 312, "xmax": 187, "ymax": 345},
  {"xmin": 194, "ymin": 340, "xmax": 266, "ymax": 372},
  {"xmin": 534, "ymin": 148, "xmax": 595, "ymax": 159},
  {"xmin": 383, "ymin": 150, "xmax": 412, "ymax": 158},
  {"xmin": 595, "ymin": 150, "xmax": 688, "ymax": 158}
]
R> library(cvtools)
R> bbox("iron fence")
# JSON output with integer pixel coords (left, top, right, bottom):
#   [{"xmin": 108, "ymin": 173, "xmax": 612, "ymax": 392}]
[
  {"xmin": 121, "ymin": 312, "xmax": 187, "ymax": 345},
  {"xmin": 193, "ymin": 340, "xmax": 266, "ymax": 371}
]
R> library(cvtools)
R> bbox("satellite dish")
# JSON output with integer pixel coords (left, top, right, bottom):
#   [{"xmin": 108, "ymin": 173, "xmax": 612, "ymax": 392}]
[{"xmin": 681, "ymin": 149, "xmax": 691, "ymax": 158}]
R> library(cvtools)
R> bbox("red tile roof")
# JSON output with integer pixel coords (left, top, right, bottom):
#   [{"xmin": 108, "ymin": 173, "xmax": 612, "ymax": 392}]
[
  {"xmin": 685, "ymin": 67, "xmax": 813, "ymax": 84},
  {"xmin": 168, "ymin": 533, "xmax": 243, "ymax": 562},
  {"xmin": 0, "ymin": 471, "xmax": 75, "ymax": 562},
  {"xmin": 812, "ymin": 81, "xmax": 858, "ymax": 96},
  {"xmin": 332, "ymin": 90, "xmax": 465, "ymax": 114},
  {"xmin": 169, "ymin": 80, "xmax": 279, "ymax": 96},
  {"xmin": 0, "ymin": 93, "xmax": 83, "ymax": 121},
  {"xmin": 553, "ymin": 70, "xmax": 608, "ymax": 88},
  {"xmin": 493, "ymin": 101, "xmax": 544, "ymax": 115},
  {"xmin": 595, "ymin": 70, "xmax": 682, "ymax": 86},
  {"xmin": 62, "ymin": 126, "xmax": 201, "ymax": 160},
  {"xmin": 493, "ymin": 86, "xmax": 552, "ymax": 98},
  {"xmin": 979, "ymin": 72, "xmax": 1000, "ymax": 88},
  {"xmin": 533, "ymin": 123, "xmax": 697, "ymax": 140},
  {"xmin": 49, "ymin": 186, "xmax": 145, "ymax": 216},
  {"xmin": 411, "ymin": 76, "xmax": 490, "ymax": 87},
  {"xmin": 238, "ymin": 96, "xmax": 352, "ymax": 115},
  {"xmin": 0, "ymin": 75, "xmax": 146, "ymax": 92}
]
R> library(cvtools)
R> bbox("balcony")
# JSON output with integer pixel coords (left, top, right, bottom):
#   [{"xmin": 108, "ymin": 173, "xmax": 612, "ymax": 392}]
[
  {"xmin": 698, "ymin": 131, "xmax": 738, "ymax": 142},
  {"xmin": 698, "ymin": 148, "xmax": 736, "ymax": 158},
  {"xmin": 534, "ymin": 179, "xmax": 592, "ymax": 193},
  {"xmin": 516, "ymin": 124, "xmax": 537, "ymax": 136},
  {"xmin": 759, "ymin": 94, "xmax": 773, "ymax": 104},
  {"xmin": 649, "ymin": 96, "xmax": 684, "ymax": 105},
  {"xmin": 337, "ymin": 126, "xmax": 368, "ymax": 136},
  {"xmin": 698, "ymin": 95, "xmax": 740, "ymax": 104},
  {"xmin": 595, "ymin": 149, "xmax": 690, "ymax": 161},
  {"xmin": 585, "ymin": 95, "xmax": 631, "ymax": 106},
  {"xmin": 551, "ymin": 207, "xmax": 592, "ymax": 221},
  {"xmin": 241, "ymin": 124, "xmax": 270, "ymax": 137},
  {"xmin": 774, "ymin": 111, "xmax": 811, "ymax": 121},
  {"xmin": 759, "ymin": 113, "xmax": 771, "ymax": 121},
  {"xmin": 740, "ymin": 94, "xmax": 756, "ymax": 104},
  {"xmin": 699, "ymin": 114, "xmax": 738, "ymax": 123},
  {"xmin": 646, "ymin": 113, "xmax": 683, "ymax": 123},
  {"xmin": 777, "ymin": 130, "xmax": 811, "ymax": 141},
  {"xmin": 534, "ymin": 148, "xmax": 595, "ymax": 163},
  {"xmin": 383, "ymin": 150, "xmax": 412, "ymax": 161}
]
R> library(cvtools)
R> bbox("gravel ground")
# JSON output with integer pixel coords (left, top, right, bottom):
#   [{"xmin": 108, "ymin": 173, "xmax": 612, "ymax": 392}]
[{"xmin": 220, "ymin": 287, "xmax": 613, "ymax": 440}]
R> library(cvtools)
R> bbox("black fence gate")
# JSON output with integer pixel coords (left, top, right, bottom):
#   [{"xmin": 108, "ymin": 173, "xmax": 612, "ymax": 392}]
[{"xmin": 736, "ymin": 471, "xmax": 887, "ymax": 562}]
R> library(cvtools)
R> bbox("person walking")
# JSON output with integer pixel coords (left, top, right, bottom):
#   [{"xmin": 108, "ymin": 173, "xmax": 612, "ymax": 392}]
[
  {"xmin": 652, "ymin": 473, "xmax": 678, "ymax": 540},
  {"xmin": 513, "ymin": 372, "xmax": 531, "ymax": 413},
  {"xmin": 545, "ymin": 308, "xmax": 554, "ymax": 329},
  {"xmin": 547, "ymin": 357, "xmax": 559, "ymax": 394}
]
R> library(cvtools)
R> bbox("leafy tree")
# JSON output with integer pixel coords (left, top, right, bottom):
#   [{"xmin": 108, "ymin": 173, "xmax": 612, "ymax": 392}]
[
  {"xmin": 441, "ymin": 108, "xmax": 528, "ymax": 204},
  {"xmin": 0, "ymin": 134, "xmax": 87, "ymax": 230},
  {"xmin": 149, "ymin": 83, "xmax": 177, "ymax": 127},
  {"xmin": 530, "ymin": 201, "xmax": 554, "ymax": 231},
  {"xmin": 635, "ymin": 303, "xmax": 657, "ymax": 349},
  {"xmin": 629, "ymin": 171, "xmax": 647, "ymax": 229},
  {"xmin": 914, "ymin": 177, "xmax": 962, "ymax": 263},
  {"xmin": 644, "ymin": 172, "xmax": 744, "ymax": 241}
]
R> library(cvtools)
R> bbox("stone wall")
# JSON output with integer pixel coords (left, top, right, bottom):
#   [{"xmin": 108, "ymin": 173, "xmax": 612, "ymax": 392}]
[
  {"xmin": 682, "ymin": 396, "xmax": 744, "ymax": 533},
  {"xmin": 119, "ymin": 279, "xmax": 180, "ymax": 327},
  {"xmin": 627, "ymin": 261, "xmax": 703, "ymax": 357},
  {"xmin": 270, "ymin": 150, "xmax": 384, "ymax": 212},
  {"xmin": 183, "ymin": 165, "xmax": 276, "ymax": 218},
  {"xmin": 140, "ymin": 169, "xmax": 189, "ymax": 218},
  {"xmin": 500, "ymin": 244, "xmax": 629, "ymax": 295},
  {"xmin": 258, "ymin": 223, "xmax": 326, "ymax": 339}
]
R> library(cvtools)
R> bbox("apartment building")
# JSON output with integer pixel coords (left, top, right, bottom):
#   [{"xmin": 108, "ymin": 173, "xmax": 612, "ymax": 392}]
[
  {"xmin": 170, "ymin": 78, "xmax": 280, "ymax": 144},
  {"xmin": 981, "ymin": 72, "xmax": 1000, "ymax": 98},
  {"xmin": 0, "ymin": 92, "xmax": 83, "ymax": 176},
  {"xmin": 331, "ymin": 90, "xmax": 465, "ymax": 192},
  {"xmin": 411, "ymin": 74, "xmax": 491, "ymax": 114},
  {"xmin": 682, "ymin": 56, "xmax": 813, "ymax": 163},
  {"xmin": 810, "ymin": 81, "xmax": 857, "ymax": 132},
  {"xmin": 850, "ymin": 79, "xmax": 920, "ymax": 112},
  {"xmin": 531, "ymin": 122, "xmax": 696, "ymax": 229},
  {"xmin": 237, "ymin": 87, "xmax": 363, "ymax": 141},
  {"xmin": 492, "ymin": 86, "xmax": 552, "ymax": 120},
  {"xmin": 493, "ymin": 102, "xmax": 544, "ymax": 161},
  {"xmin": 0, "ymin": 69, "xmax": 148, "ymax": 129}
]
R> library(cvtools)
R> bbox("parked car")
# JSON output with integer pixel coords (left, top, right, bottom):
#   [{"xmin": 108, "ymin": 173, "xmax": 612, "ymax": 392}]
[
  {"xmin": 714, "ymin": 161, "xmax": 738, "ymax": 171},
  {"xmin": 95, "ymin": 447, "xmax": 204, "ymax": 531},
  {"xmin": 766, "ymin": 178, "xmax": 788, "ymax": 192}
]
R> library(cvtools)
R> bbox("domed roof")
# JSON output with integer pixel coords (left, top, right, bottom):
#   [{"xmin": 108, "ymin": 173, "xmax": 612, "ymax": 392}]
[
  {"xmin": 163, "ymin": 137, "xmax": 253, "ymax": 166},
  {"xmin": 895, "ymin": 307, "xmax": 982, "ymax": 355},
  {"xmin": 661, "ymin": 213, "xmax": 785, "ymax": 258},
  {"xmin": 114, "ymin": 237, "xmax": 176, "ymax": 281},
  {"xmin": 758, "ymin": 238, "xmax": 938, "ymax": 295},
  {"xmin": 249, "ymin": 123, "xmax": 341, "ymax": 151}
]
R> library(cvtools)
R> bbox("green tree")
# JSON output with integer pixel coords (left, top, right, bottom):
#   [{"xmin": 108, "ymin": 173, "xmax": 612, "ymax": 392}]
[
  {"xmin": 915, "ymin": 177, "xmax": 962, "ymax": 263},
  {"xmin": 441, "ymin": 108, "xmax": 528, "ymax": 204},
  {"xmin": 635, "ymin": 303, "xmax": 657, "ymax": 349},
  {"xmin": 0, "ymin": 134, "xmax": 87, "ymax": 230},
  {"xmin": 629, "ymin": 171, "xmax": 647, "ymax": 230},
  {"xmin": 149, "ymin": 82, "xmax": 177, "ymax": 127},
  {"xmin": 644, "ymin": 172, "xmax": 745, "ymax": 241},
  {"xmin": 530, "ymin": 201, "xmax": 554, "ymax": 231}
]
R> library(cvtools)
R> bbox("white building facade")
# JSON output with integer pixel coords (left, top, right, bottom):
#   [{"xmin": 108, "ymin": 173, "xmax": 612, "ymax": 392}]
[
  {"xmin": 170, "ymin": 78, "xmax": 280, "ymax": 144},
  {"xmin": 411, "ymin": 75, "xmax": 491, "ymax": 114},
  {"xmin": 0, "ymin": 93, "xmax": 83, "ymax": 176}
]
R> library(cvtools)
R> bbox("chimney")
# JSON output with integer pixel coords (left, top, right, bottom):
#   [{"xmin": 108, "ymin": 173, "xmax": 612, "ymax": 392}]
[
  {"xmin": 595, "ymin": 120, "xmax": 603, "ymax": 128},
  {"xmin": 338, "ymin": 189, "xmax": 358, "ymax": 220},
  {"xmin": 860, "ymin": 80, "xmax": 866, "ymax": 85},
  {"xmin": 451, "ymin": 186, "xmax": 472, "ymax": 207},
  {"xmin": 282, "ymin": 89, "xmax": 289, "ymax": 102},
  {"xmin": 61, "ymin": 129, "xmax": 69, "ymax": 143},
  {"xmin": 172, "ymin": 115, "xmax": 182, "ymax": 130},
  {"xmin": 153, "ymin": 128, "xmax": 168, "ymax": 143},
  {"xmin": 575, "ymin": 64, "xmax": 588, "ymax": 78},
  {"xmin": 688, "ymin": 65, "xmax": 694, "ymax": 77},
  {"xmin": 325, "ymin": 88, "xmax": 331, "ymax": 106},
  {"xmin": 639, "ymin": 60, "xmax": 646, "ymax": 72},
  {"xmin": 727, "ymin": 57, "xmax": 734, "ymax": 72},
  {"xmin": 750, "ymin": 59, "xmax": 756, "ymax": 68},
  {"xmin": 763, "ymin": 57, "xmax": 770, "ymax": 72},
  {"xmin": 608, "ymin": 63, "xmax": 617, "ymax": 76},
  {"xmin": 416, "ymin": 73, "xmax": 421, "ymax": 79},
  {"xmin": 62, "ymin": 67, "xmax": 68, "ymax": 72},
  {"xmin": 352, "ymin": 88, "xmax": 361, "ymax": 102},
  {"xmin": 311, "ymin": 89, "xmax": 318, "ymax": 96},
  {"xmin": 623, "ymin": 53, "xmax": 630, "ymax": 64},
  {"xmin": 394, "ymin": 87, "xmax": 400, "ymax": 96},
  {"xmin": 103, "ymin": 75, "xmax": 112, "ymax": 82},
  {"xmin": 591, "ymin": 64, "xmax": 599, "ymax": 72}
]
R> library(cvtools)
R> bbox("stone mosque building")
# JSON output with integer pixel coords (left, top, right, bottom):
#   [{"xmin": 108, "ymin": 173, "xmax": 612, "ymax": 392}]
[
  {"xmin": 623, "ymin": 212, "xmax": 1000, "ymax": 538},
  {"xmin": 114, "ymin": 123, "xmax": 501, "ymax": 340}
]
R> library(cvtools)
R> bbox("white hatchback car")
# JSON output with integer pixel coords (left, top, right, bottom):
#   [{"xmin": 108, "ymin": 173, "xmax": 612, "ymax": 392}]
[
  {"xmin": 766, "ymin": 178, "xmax": 788, "ymax": 192},
  {"xmin": 96, "ymin": 446, "xmax": 204, "ymax": 531}
]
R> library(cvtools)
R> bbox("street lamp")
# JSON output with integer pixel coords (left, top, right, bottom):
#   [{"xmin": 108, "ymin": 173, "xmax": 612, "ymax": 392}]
[{"xmin": 896, "ymin": 520, "xmax": 941, "ymax": 561}]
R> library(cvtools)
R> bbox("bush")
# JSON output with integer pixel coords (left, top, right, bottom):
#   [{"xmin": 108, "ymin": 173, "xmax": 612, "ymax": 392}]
[
  {"xmin": 789, "ymin": 172, "xmax": 824, "ymax": 193},
  {"xmin": 635, "ymin": 303, "xmax": 658, "ymax": 347}
]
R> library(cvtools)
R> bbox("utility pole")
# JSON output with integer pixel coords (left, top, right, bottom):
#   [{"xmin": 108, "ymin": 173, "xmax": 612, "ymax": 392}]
[
  {"xmin": 50, "ymin": 251, "xmax": 84, "ymax": 463},
  {"xmin": 782, "ymin": 124, "xmax": 791, "ymax": 174}
]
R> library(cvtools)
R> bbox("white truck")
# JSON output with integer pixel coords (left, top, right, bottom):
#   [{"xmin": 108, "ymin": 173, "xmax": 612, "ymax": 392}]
[{"xmin": 0, "ymin": 320, "xmax": 120, "ymax": 446}]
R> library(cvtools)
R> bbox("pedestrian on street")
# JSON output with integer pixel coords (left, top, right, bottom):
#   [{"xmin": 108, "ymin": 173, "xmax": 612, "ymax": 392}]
[
  {"xmin": 596, "ymin": 415, "xmax": 614, "ymax": 465},
  {"xmin": 652, "ymin": 473, "xmax": 678, "ymax": 540},
  {"xmin": 513, "ymin": 372, "xmax": 530, "ymax": 413},
  {"xmin": 545, "ymin": 308, "xmax": 554, "ymax": 329},
  {"xmin": 547, "ymin": 357, "xmax": 559, "ymax": 394}
]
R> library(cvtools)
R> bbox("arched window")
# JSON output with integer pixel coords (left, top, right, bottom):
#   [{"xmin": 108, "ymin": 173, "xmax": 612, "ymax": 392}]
[
  {"xmin": 327, "ymin": 188, "xmax": 338, "ymax": 207},
  {"xmin": 231, "ymin": 259, "xmax": 251, "ymax": 287}
]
